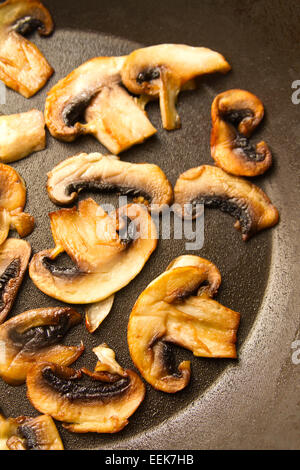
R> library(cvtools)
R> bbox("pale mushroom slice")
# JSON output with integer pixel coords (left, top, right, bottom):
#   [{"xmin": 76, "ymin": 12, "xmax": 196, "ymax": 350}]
[
  {"xmin": 26, "ymin": 344, "xmax": 146, "ymax": 434},
  {"xmin": 174, "ymin": 165, "xmax": 279, "ymax": 241},
  {"xmin": 0, "ymin": 307, "xmax": 84, "ymax": 385},
  {"xmin": 0, "ymin": 109, "xmax": 45, "ymax": 163},
  {"xmin": 0, "ymin": 412, "xmax": 63, "ymax": 450},
  {"xmin": 47, "ymin": 152, "xmax": 173, "ymax": 212},
  {"xmin": 29, "ymin": 198, "xmax": 157, "ymax": 304},
  {"xmin": 128, "ymin": 256, "xmax": 240, "ymax": 393},
  {"xmin": 0, "ymin": 239, "xmax": 31, "ymax": 324},
  {"xmin": 85, "ymin": 295, "xmax": 115, "ymax": 334},
  {"xmin": 0, "ymin": 163, "xmax": 34, "ymax": 245},
  {"xmin": 0, "ymin": 0, "xmax": 54, "ymax": 98},
  {"xmin": 121, "ymin": 44, "xmax": 231, "ymax": 130},
  {"xmin": 45, "ymin": 56, "xmax": 156, "ymax": 154}
]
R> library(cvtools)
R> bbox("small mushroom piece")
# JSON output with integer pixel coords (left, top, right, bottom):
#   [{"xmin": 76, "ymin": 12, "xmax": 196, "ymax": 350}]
[
  {"xmin": 0, "ymin": 163, "xmax": 34, "ymax": 244},
  {"xmin": 128, "ymin": 257, "xmax": 240, "ymax": 393},
  {"xmin": 211, "ymin": 89, "xmax": 272, "ymax": 176},
  {"xmin": 0, "ymin": 0, "xmax": 54, "ymax": 98},
  {"xmin": 0, "ymin": 109, "xmax": 45, "ymax": 163},
  {"xmin": 0, "ymin": 307, "xmax": 84, "ymax": 385},
  {"xmin": 85, "ymin": 295, "xmax": 115, "ymax": 334},
  {"xmin": 121, "ymin": 44, "xmax": 231, "ymax": 130},
  {"xmin": 29, "ymin": 198, "xmax": 157, "ymax": 304},
  {"xmin": 45, "ymin": 56, "xmax": 156, "ymax": 153},
  {"xmin": 26, "ymin": 344, "xmax": 146, "ymax": 433},
  {"xmin": 0, "ymin": 412, "xmax": 63, "ymax": 450},
  {"xmin": 0, "ymin": 239, "xmax": 31, "ymax": 324},
  {"xmin": 47, "ymin": 152, "xmax": 173, "ymax": 212},
  {"xmin": 174, "ymin": 165, "xmax": 279, "ymax": 241}
]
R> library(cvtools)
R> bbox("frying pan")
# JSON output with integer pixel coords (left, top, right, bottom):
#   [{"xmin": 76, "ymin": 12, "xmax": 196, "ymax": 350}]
[{"xmin": 1, "ymin": 0, "xmax": 299, "ymax": 450}]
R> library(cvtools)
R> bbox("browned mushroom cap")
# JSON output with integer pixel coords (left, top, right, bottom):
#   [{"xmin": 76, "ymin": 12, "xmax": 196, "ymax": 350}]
[
  {"xmin": 0, "ymin": 0, "xmax": 54, "ymax": 98},
  {"xmin": 0, "ymin": 239, "xmax": 31, "ymax": 324},
  {"xmin": 26, "ymin": 344, "xmax": 146, "ymax": 433},
  {"xmin": 128, "ymin": 257, "xmax": 240, "ymax": 393},
  {"xmin": 211, "ymin": 89, "xmax": 272, "ymax": 176},
  {"xmin": 29, "ymin": 198, "xmax": 157, "ymax": 304},
  {"xmin": 0, "ymin": 307, "xmax": 84, "ymax": 385},
  {"xmin": 174, "ymin": 165, "xmax": 279, "ymax": 241},
  {"xmin": 0, "ymin": 412, "xmax": 63, "ymax": 450},
  {"xmin": 47, "ymin": 153, "xmax": 173, "ymax": 212},
  {"xmin": 121, "ymin": 44, "xmax": 231, "ymax": 130},
  {"xmin": 0, "ymin": 109, "xmax": 46, "ymax": 163},
  {"xmin": 45, "ymin": 56, "xmax": 156, "ymax": 154},
  {"xmin": 0, "ymin": 163, "xmax": 34, "ymax": 245}
]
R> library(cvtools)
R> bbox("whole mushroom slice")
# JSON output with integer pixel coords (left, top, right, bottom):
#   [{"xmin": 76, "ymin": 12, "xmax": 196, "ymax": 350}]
[
  {"xmin": 0, "ymin": 163, "xmax": 34, "ymax": 245},
  {"xmin": 0, "ymin": 307, "xmax": 84, "ymax": 385},
  {"xmin": 45, "ymin": 56, "xmax": 156, "ymax": 154},
  {"xmin": 0, "ymin": 412, "xmax": 63, "ymax": 450},
  {"xmin": 27, "ymin": 344, "xmax": 146, "ymax": 433},
  {"xmin": 29, "ymin": 198, "xmax": 157, "ymax": 304},
  {"xmin": 0, "ymin": 109, "xmax": 45, "ymax": 163},
  {"xmin": 0, "ymin": 0, "xmax": 54, "ymax": 98},
  {"xmin": 121, "ymin": 44, "xmax": 231, "ymax": 130},
  {"xmin": 128, "ymin": 257, "xmax": 240, "ymax": 393},
  {"xmin": 211, "ymin": 89, "xmax": 272, "ymax": 176},
  {"xmin": 174, "ymin": 165, "xmax": 279, "ymax": 241},
  {"xmin": 47, "ymin": 152, "xmax": 173, "ymax": 212},
  {"xmin": 0, "ymin": 239, "xmax": 31, "ymax": 324}
]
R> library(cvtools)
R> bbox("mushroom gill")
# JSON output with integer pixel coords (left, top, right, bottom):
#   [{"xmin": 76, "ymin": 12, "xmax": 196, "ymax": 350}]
[
  {"xmin": 0, "ymin": 0, "xmax": 54, "ymax": 98},
  {"xmin": 26, "ymin": 344, "xmax": 145, "ymax": 433},
  {"xmin": 128, "ymin": 255, "xmax": 240, "ymax": 393}
]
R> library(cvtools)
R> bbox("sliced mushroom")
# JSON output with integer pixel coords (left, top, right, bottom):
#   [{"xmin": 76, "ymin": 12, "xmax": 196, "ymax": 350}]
[
  {"xmin": 0, "ymin": 0, "xmax": 54, "ymax": 98},
  {"xmin": 27, "ymin": 344, "xmax": 145, "ymax": 433},
  {"xmin": 128, "ymin": 256, "xmax": 240, "ymax": 393},
  {"xmin": 0, "ymin": 239, "xmax": 31, "ymax": 324},
  {"xmin": 0, "ymin": 163, "xmax": 34, "ymax": 245},
  {"xmin": 47, "ymin": 152, "xmax": 173, "ymax": 212},
  {"xmin": 174, "ymin": 165, "xmax": 279, "ymax": 241},
  {"xmin": 121, "ymin": 44, "xmax": 231, "ymax": 130},
  {"xmin": 0, "ymin": 412, "xmax": 63, "ymax": 450},
  {"xmin": 29, "ymin": 198, "xmax": 157, "ymax": 303},
  {"xmin": 0, "ymin": 306, "xmax": 84, "ymax": 385},
  {"xmin": 45, "ymin": 56, "xmax": 156, "ymax": 153},
  {"xmin": 211, "ymin": 89, "xmax": 272, "ymax": 176},
  {"xmin": 85, "ymin": 295, "xmax": 115, "ymax": 334},
  {"xmin": 0, "ymin": 109, "xmax": 45, "ymax": 163}
]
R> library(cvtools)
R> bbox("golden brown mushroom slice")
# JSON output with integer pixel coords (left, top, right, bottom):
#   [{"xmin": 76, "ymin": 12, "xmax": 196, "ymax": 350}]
[
  {"xmin": 121, "ymin": 44, "xmax": 231, "ymax": 130},
  {"xmin": 128, "ymin": 256, "xmax": 240, "ymax": 393},
  {"xmin": 174, "ymin": 165, "xmax": 279, "ymax": 241},
  {"xmin": 27, "ymin": 344, "xmax": 146, "ymax": 434},
  {"xmin": 0, "ymin": 0, "xmax": 54, "ymax": 98},
  {"xmin": 45, "ymin": 56, "xmax": 156, "ymax": 154},
  {"xmin": 47, "ymin": 152, "xmax": 173, "ymax": 212},
  {"xmin": 0, "ymin": 307, "xmax": 84, "ymax": 385},
  {"xmin": 0, "ymin": 239, "xmax": 31, "ymax": 324},
  {"xmin": 29, "ymin": 198, "xmax": 157, "ymax": 304},
  {"xmin": 85, "ymin": 295, "xmax": 115, "ymax": 334},
  {"xmin": 0, "ymin": 412, "xmax": 63, "ymax": 450},
  {"xmin": 0, "ymin": 163, "xmax": 34, "ymax": 245},
  {"xmin": 211, "ymin": 89, "xmax": 272, "ymax": 176},
  {"xmin": 0, "ymin": 109, "xmax": 45, "ymax": 163}
]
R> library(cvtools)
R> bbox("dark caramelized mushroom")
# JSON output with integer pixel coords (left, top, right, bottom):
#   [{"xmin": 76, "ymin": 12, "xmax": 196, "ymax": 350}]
[
  {"xmin": 174, "ymin": 165, "xmax": 279, "ymax": 241},
  {"xmin": 29, "ymin": 198, "xmax": 157, "ymax": 303},
  {"xmin": 0, "ymin": 306, "xmax": 83, "ymax": 385},
  {"xmin": 26, "ymin": 344, "xmax": 145, "ymax": 433},
  {"xmin": 47, "ymin": 152, "xmax": 173, "ymax": 212},
  {"xmin": 45, "ymin": 56, "xmax": 156, "ymax": 154},
  {"xmin": 121, "ymin": 44, "xmax": 231, "ymax": 130},
  {"xmin": 0, "ymin": 412, "xmax": 63, "ymax": 450},
  {"xmin": 128, "ymin": 256, "xmax": 240, "ymax": 393},
  {"xmin": 0, "ymin": 0, "xmax": 54, "ymax": 98},
  {"xmin": 211, "ymin": 89, "xmax": 272, "ymax": 176},
  {"xmin": 0, "ymin": 239, "xmax": 31, "ymax": 324}
]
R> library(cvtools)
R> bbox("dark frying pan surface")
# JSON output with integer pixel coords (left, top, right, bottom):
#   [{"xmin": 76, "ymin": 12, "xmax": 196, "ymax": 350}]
[{"xmin": 1, "ymin": 0, "xmax": 299, "ymax": 450}]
